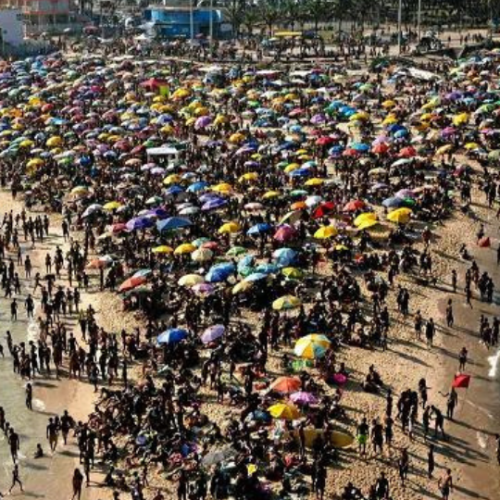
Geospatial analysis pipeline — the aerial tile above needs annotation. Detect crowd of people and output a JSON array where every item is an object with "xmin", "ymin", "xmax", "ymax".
[{"xmin": 0, "ymin": 33, "xmax": 498, "ymax": 500}]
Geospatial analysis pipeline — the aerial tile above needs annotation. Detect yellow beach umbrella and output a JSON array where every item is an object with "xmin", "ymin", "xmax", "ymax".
[
  {"xmin": 27, "ymin": 158, "xmax": 44, "ymax": 168},
  {"xmin": 174, "ymin": 243, "xmax": 197, "ymax": 254},
  {"xmin": 229, "ymin": 133, "xmax": 245, "ymax": 144},
  {"xmin": 212, "ymin": 183, "xmax": 233, "ymax": 194},
  {"xmin": 382, "ymin": 100, "xmax": 396, "ymax": 109},
  {"xmin": 284, "ymin": 163, "xmax": 300, "ymax": 173},
  {"xmin": 304, "ymin": 178, "xmax": 325, "ymax": 187},
  {"xmin": 314, "ymin": 226, "xmax": 337, "ymax": 239},
  {"xmin": 437, "ymin": 144, "xmax": 454, "ymax": 155},
  {"xmin": 152, "ymin": 245, "xmax": 174, "ymax": 254},
  {"xmin": 282, "ymin": 267, "xmax": 304, "ymax": 280},
  {"xmin": 46, "ymin": 136, "xmax": 62, "ymax": 147},
  {"xmin": 219, "ymin": 222, "xmax": 241, "ymax": 234},
  {"xmin": 272, "ymin": 295, "xmax": 301, "ymax": 311},
  {"xmin": 71, "ymin": 186, "xmax": 88, "ymax": 195},
  {"xmin": 452, "ymin": 113, "xmax": 469, "ymax": 126},
  {"xmin": 387, "ymin": 208, "xmax": 412, "ymax": 224},
  {"xmin": 239, "ymin": 172, "xmax": 258, "ymax": 183},
  {"xmin": 357, "ymin": 219, "xmax": 380, "ymax": 230},
  {"xmin": 354, "ymin": 212, "xmax": 377, "ymax": 227},
  {"xmin": 103, "ymin": 201, "xmax": 122, "ymax": 211},
  {"xmin": 178, "ymin": 274, "xmax": 204, "ymax": 286},
  {"xmin": 163, "ymin": 174, "xmax": 182, "ymax": 185},
  {"xmin": 268, "ymin": 403, "xmax": 300, "ymax": 420},
  {"xmin": 232, "ymin": 280, "xmax": 254, "ymax": 295},
  {"xmin": 263, "ymin": 190, "xmax": 280, "ymax": 199}
]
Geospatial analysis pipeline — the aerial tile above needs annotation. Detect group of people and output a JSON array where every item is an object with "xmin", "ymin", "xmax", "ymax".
[{"xmin": 0, "ymin": 29, "xmax": 498, "ymax": 500}]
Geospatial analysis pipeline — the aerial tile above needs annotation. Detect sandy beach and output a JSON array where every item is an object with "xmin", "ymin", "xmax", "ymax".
[
  {"xmin": 0, "ymin": 179, "xmax": 496, "ymax": 500},
  {"xmin": 0, "ymin": 37, "xmax": 499, "ymax": 500}
]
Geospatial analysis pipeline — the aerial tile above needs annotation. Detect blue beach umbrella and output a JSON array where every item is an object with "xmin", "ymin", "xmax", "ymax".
[{"xmin": 157, "ymin": 328, "xmax": 188, "ymax": 344}]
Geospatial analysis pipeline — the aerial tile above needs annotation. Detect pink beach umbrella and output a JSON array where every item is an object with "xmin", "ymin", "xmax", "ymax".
[{"xmin": 290, "ymin": 391, "xmax": 319, "ymax": 405}]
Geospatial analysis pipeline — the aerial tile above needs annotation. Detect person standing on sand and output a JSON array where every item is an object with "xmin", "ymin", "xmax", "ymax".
[
  {"xmin": 445, "ymin": 300, "xmax": 454, "ymax": 328},
  {"xmin": 8, "ymin": 464, "xmax": 23, "ymax": 494},
  {"xmin": 25, "ymin": 382, "xmax": 32, "ymax": 410},
  {"xmin": 438, "ymin": 469, "xmax": 453, "ymax": 500},
  {"xmin": 458, "ymin": 347, "xmax": 468, "ymax": 371},
  {"xmin": 428, "ymin": 444, "xmax": 435, "ymax": 478},
  {"xmin": 72, "ymin": 468, "xmax": 84, "ymax": 500},
  {"xmin": 356, "ymin": 417, "xmax": 369, "ymax": 456}
]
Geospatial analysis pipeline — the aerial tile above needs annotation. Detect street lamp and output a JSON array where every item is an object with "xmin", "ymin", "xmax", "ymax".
[
  {"xmin": 417, "ymin": 0, "xmax": 422, "ymax": 40},
  {"xmin": 190, "ymin": 0, "xmax": 194, "ymax": 40},
  {"xmin": 397, "ymin": 0, "xmax": 402, "ymax": 54}
]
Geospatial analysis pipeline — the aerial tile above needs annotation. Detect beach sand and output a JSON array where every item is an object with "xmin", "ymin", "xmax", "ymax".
[{"xmin": 0, "ymin": 184, "xmax": 498, "ymax": 500}]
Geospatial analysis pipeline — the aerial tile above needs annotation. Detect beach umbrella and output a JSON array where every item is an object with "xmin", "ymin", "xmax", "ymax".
[
  {"xmin": 201, "ymin": 324, "xmax": 225, "ymax": 344},
  {"xmin": 343, "ymin": 200, "xmax": 364, "ymax": 212},
  {"xmin": 174, "ymin": 243, "xmax": 196, "ymax": 254},
  {"xmin": 272, "ymin": 295, "xmax": 301, "ymax": 311},
  {"xmin": 157, "ymin": 328, "xmax": 188, "ymax": 345},
  {"xmin": 202, "ymin": 447, "xmax": 237, "ymax": 466},
  {"xmin": 82, "ymin": 203, "xmax": 103, "ymax": 218},
  {"xmin": 357, "ymin": 219, "xmax": 379, "ymax": 230},
  {"xmin": 314, "ymin": 226, "xmax": 337, "ymax": 239},
  {"xmin": 274, "ymin": 225, "xmax": 296, "ymax": 242},
  {"xmin": 290, "ymin": 391, "xmax": 319, "ymax": 405},
  {"xmin": 87, "ymin": 255, "xmax": 113, "ymax": 269},
  {"xmin": 192, "ymin": 248, "xmax": 213, "ymax": 262},
  {"xmin": 269, "ymin": 376, "xmax": 301, "ymax": 394},
  {"xmin": 126, "ymin": 217, "xmax": 153, "ymax": 231},
  {"xmin": 119, "ymin": 275, "xmax": 147, "ymax": 292},
  {"xmin": 232, "ymin": 280, "xmax": 254, "ymax": 294},
  {"xmin": 152, "ymin": 245, "xmax": 173, "ymax": 254},
  {"xmin": 244, "ymin": 272, "xmax": 269, "ymax": 282},
  {"xmin": 387, "ymin": 208, "xmax": 412, "ymax": 224},
  {"xmin": 178, "ymin": 274, "xmax": 204, "ymax": 286},
  {"xmin": 268, "ymin": 402, "xmax": 300, "ymax": 420},
  {"xmin": 294, "ymin": 334, "xmax": 331, "ymax": 359},
  {"xmin": 103, "ymin": 201, "xmax": 122, "ymax": 211},
  {"xmin": 219, "ymin": 222, "xmax": 241, "ymax": 234},
  {"xmin": 382, "ymin": 197, "xmax": 406, "ymax": 208},
  {"xmin": 202, "ymin": 198, "xmax": 227, "ymax": 211},
  {"xmin": 226, "ymin": 246, "xmax": 247, "ymax": 256},
  {"xmin": 281, "ymin": 267, "xmax": 304, "ymax": 280},
  {"xmin": 354, "ymin": 213, "xmax": 377, "ymax": 227},
  {"xmin": 157, "ymin": 217, "xmax": 191, "ymax": 232},
  {"xmin": 192, "ymin": 283, "xmax": 215, "ymax": 296},
  {"xmin": 247, "ymin": 223, "xmax": 272, "ymax": 235}
]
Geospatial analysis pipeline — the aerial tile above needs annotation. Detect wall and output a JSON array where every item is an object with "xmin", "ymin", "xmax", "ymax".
[{"xmin": 0, "ymin": 9, "xmax": 24, "ymax": 46}]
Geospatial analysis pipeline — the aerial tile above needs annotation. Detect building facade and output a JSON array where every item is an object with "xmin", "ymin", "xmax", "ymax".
[
  {"xmin": 0, "ymin": 0, "xmax": 77, "ymax": 34},
  {"xmin": 144, "ymin": 6, "xmax": 222, "ymax": 38}
]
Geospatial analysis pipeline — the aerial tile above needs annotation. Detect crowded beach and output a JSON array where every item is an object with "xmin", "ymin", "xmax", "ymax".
[{"xmin": 0, "ymin": 31, "xmax": 497, "ymax": 500}]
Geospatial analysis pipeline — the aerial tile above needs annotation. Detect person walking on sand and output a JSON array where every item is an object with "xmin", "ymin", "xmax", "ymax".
[
  {"xmin": 428, "ymin": 444, "xmax": 435, "ymax": 478},
  {"xmin": 438, "ymin": 469, "xmax": 453, "ymax": 500},
  {"xmin": 425, "ymin": 318, "xmax": 435, "ymax": 348},
  {"xmin": 46, "ymin": 417, "xmax": 59, "ymax": 452},
  {"xmin": 356, "ymin": 417, "xmax": 369, "ymax": 456},
  {"xmin": 8, "ymin": 464, "xmax": 23, "ymax": 494},
  {"xmin": 458, "ymin": 347, "xmax": 468, "ymax": 372},
  {"xmin": 25, "ymin": 383, "xmax": 32, "ymax": 411},
  {"xmin": 445, "ymin": 299, "xmax": 454, "ymax": 328},
  {"xmin": 72, "ymin": 468, "xmax": 84, "ymax": 500}
]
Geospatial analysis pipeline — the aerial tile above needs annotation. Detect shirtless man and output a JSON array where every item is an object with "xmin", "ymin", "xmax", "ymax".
[{"xmin": 438, "ymin": 469, "xmax": 453, "ymax": 500}]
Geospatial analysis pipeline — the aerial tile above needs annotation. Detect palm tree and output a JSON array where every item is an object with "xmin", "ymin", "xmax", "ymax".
[
  {"xmin": 282, "ymin": 0, "xmax": 307, "ymax": 31},
  {"xmin": 303, "ymin": 0, "xmax": 333, "ymax": 31},
  {"xmin": 221, "ymin": 0, "xmax": 247, "ymax": 38},
  {"xmin": 241, "ymin": 5, "xmax": 262, "ymax": 36},
  {"xmin": 257, "ymin": 0, "xmax": 286, "ymax": 35}
]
